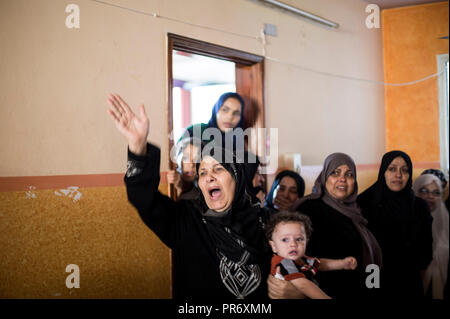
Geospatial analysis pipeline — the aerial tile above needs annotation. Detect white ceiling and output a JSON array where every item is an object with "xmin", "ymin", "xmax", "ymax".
[
  {"xmin": 172, "ymin": 50, "xmax": 235, "ymax": 86},
  {"xmin": 360, "ymin": 0, "xmax": 444, "ymax": 9}
]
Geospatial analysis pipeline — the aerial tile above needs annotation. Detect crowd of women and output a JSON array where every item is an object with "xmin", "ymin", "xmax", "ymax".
[{"xmin": 107, "ymin": 91, "xmax": 448, "ymax": 300}]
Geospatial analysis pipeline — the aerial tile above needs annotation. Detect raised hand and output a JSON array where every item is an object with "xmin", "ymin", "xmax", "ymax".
[{"xmin": 107, "ymin": 94, "xmax": 149, "ymax": 155}]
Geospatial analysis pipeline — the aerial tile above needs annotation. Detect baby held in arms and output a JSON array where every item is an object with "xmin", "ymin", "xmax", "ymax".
[{"xmin": 265, "ymin": 211, "xmax": 358, "ymax": 299}]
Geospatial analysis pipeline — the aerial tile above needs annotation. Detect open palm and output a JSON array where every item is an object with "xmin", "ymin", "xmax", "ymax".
[{"xmin": 107, "ymin": 94, "xmax": 149, "ymax": 155}]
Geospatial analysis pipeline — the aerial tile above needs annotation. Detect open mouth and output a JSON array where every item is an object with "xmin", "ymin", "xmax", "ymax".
[
  {"xmin": 288, "ymin": 250, "xmax": 297, "ymax": 256},
  {"xmin": 208, "ymin": 186, "xmax": 222, "ymax": 200}
]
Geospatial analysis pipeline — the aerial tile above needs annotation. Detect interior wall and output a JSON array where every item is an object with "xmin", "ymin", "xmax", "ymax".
[
  {"xmin": 0, "ymin": 0, "xmax": 387, "ymax": 298},
  {"xmin": 382, "ymin": 1, "xmax": 449, "ymax": 164},
  {"xmin": 0, "ymin": 0, "xmax": 385, "ymax": 177}
]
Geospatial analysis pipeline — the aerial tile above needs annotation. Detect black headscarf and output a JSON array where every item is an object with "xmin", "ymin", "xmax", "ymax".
[
  {"xmin": 265, "ymin": 170, "xmax": 305, "ymax": 210},
  {"xmin": 359, "ymin": 150, "xmax": 415, "ymax": 218},
  {"xmin": 195, "ymin": 146, "xmax": 270, "ymax": 265},
  {"xmin": 357, "ymin": 150, "xmax": 435, "ymax": 298},
  {"xmin": 291, "ymin": 153, "xmax": 383, "ymax": 268}
]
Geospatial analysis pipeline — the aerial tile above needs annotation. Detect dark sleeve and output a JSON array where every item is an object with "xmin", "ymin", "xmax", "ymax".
[
  {"xmin": 357, "ymin": 186, "xmax": 375, "ymax": 220},
  {"xmin": 413, "ymin": 197, "xmax": 433, "ymax": 270},
  {"xmin": 356, "ymin": 190, "xmax": 370, "ymax": 211},
  {"xmin": 296, "ymin": 200, "xmax": 322, "ymax": 257},
  {"xmin": 124, "ymin": 143, "xmax": 184, "ymax": 249},
  {"xmin": 260, "ymin": 206, "xmax": 275, "ymax": 224}
]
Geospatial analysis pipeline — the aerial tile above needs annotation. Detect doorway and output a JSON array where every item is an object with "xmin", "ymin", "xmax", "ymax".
[{"xmin": 167, "ymin": 33, "xmax": 265, "ymax": 168}]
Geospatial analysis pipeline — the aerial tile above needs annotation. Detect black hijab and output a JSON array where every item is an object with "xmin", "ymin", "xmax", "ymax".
[
  {"xmin": 195, "ymin": 146, "xmax": 270, "ymax": 265},
  {"xmin": 359, "ymin": 150, "xmax": 415, "ymax": 218},
  {"xmin": 265, "ymin": 170, "xmax": 305, "ymax": 210}
]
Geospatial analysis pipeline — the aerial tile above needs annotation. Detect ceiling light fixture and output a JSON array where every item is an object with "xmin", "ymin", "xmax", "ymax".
[{"xmin": 259, "ymin": 0, "xmax": 339, "ymax": 29}]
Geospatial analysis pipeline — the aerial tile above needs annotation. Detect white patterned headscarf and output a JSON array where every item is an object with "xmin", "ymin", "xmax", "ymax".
[{"xmin": 413, "ymin": 174, "xmax": 449, "ymax": 299}]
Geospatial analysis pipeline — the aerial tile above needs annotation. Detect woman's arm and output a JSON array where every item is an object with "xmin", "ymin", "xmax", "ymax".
[
  {"xmin": 267, "ymin": 274, "xmax": 305, "ymax": 299},
  {"xmin": 268, "ymin": 266, "xmax": 331, "ymax": 299},
  {"xmin": 107, "ymin": 94, "xmax": 181, "ymax": 248},
  {"xmin": 290, "ymin": 277, "xmax": 331, "ymax": 299},
  {"xmin": 125, "ymin": 144, "xmax": 184, "ymax": 247}
]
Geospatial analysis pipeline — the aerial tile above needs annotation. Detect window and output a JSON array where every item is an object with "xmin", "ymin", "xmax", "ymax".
[{"xmin": 437, "ymin": 54, "xmax": 449, "ymax": 175}]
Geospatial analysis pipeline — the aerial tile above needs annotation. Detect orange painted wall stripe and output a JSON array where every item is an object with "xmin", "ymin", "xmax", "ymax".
[
  {"xmin": 0, "ymin": 172, "xmax": 170, "ymax": 192},
  {"xmin": 0, "ymin": 174, "xmax": 125, "ymax": 192},
  {"xmin": 0, "ymin": 163, "xmax": 439, "ymax": 193}
]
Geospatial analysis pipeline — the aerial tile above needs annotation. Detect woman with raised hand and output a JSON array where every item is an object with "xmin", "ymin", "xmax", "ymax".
[
  {"xmin": 357, "ymin": 150, "xmax": 433, "ymax": 299},
  {"xmin": 107, "ymin": 94, "xmax": 272, "ymax": 299}
]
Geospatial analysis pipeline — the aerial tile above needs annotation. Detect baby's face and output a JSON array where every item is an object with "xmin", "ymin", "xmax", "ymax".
[{"xmin": 269, "ymin": 222, "xmax": 307, "ymax": 261}]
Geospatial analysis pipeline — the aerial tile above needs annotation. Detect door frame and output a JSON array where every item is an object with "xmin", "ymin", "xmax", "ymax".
[{"xmin": 167, "ymin": 33, "xmax": 266, "ymax": 167}]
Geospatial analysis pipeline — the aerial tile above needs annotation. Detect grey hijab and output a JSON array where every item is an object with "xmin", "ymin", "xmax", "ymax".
[{"xmin": 291, "ymin": 153, "xmax": 383, "ymax": 268}]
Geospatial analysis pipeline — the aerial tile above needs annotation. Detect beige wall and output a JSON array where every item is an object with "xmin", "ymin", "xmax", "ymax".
[{"xmin": 0, "ymin": 0, "xmax": 385, "ymax": 177}]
